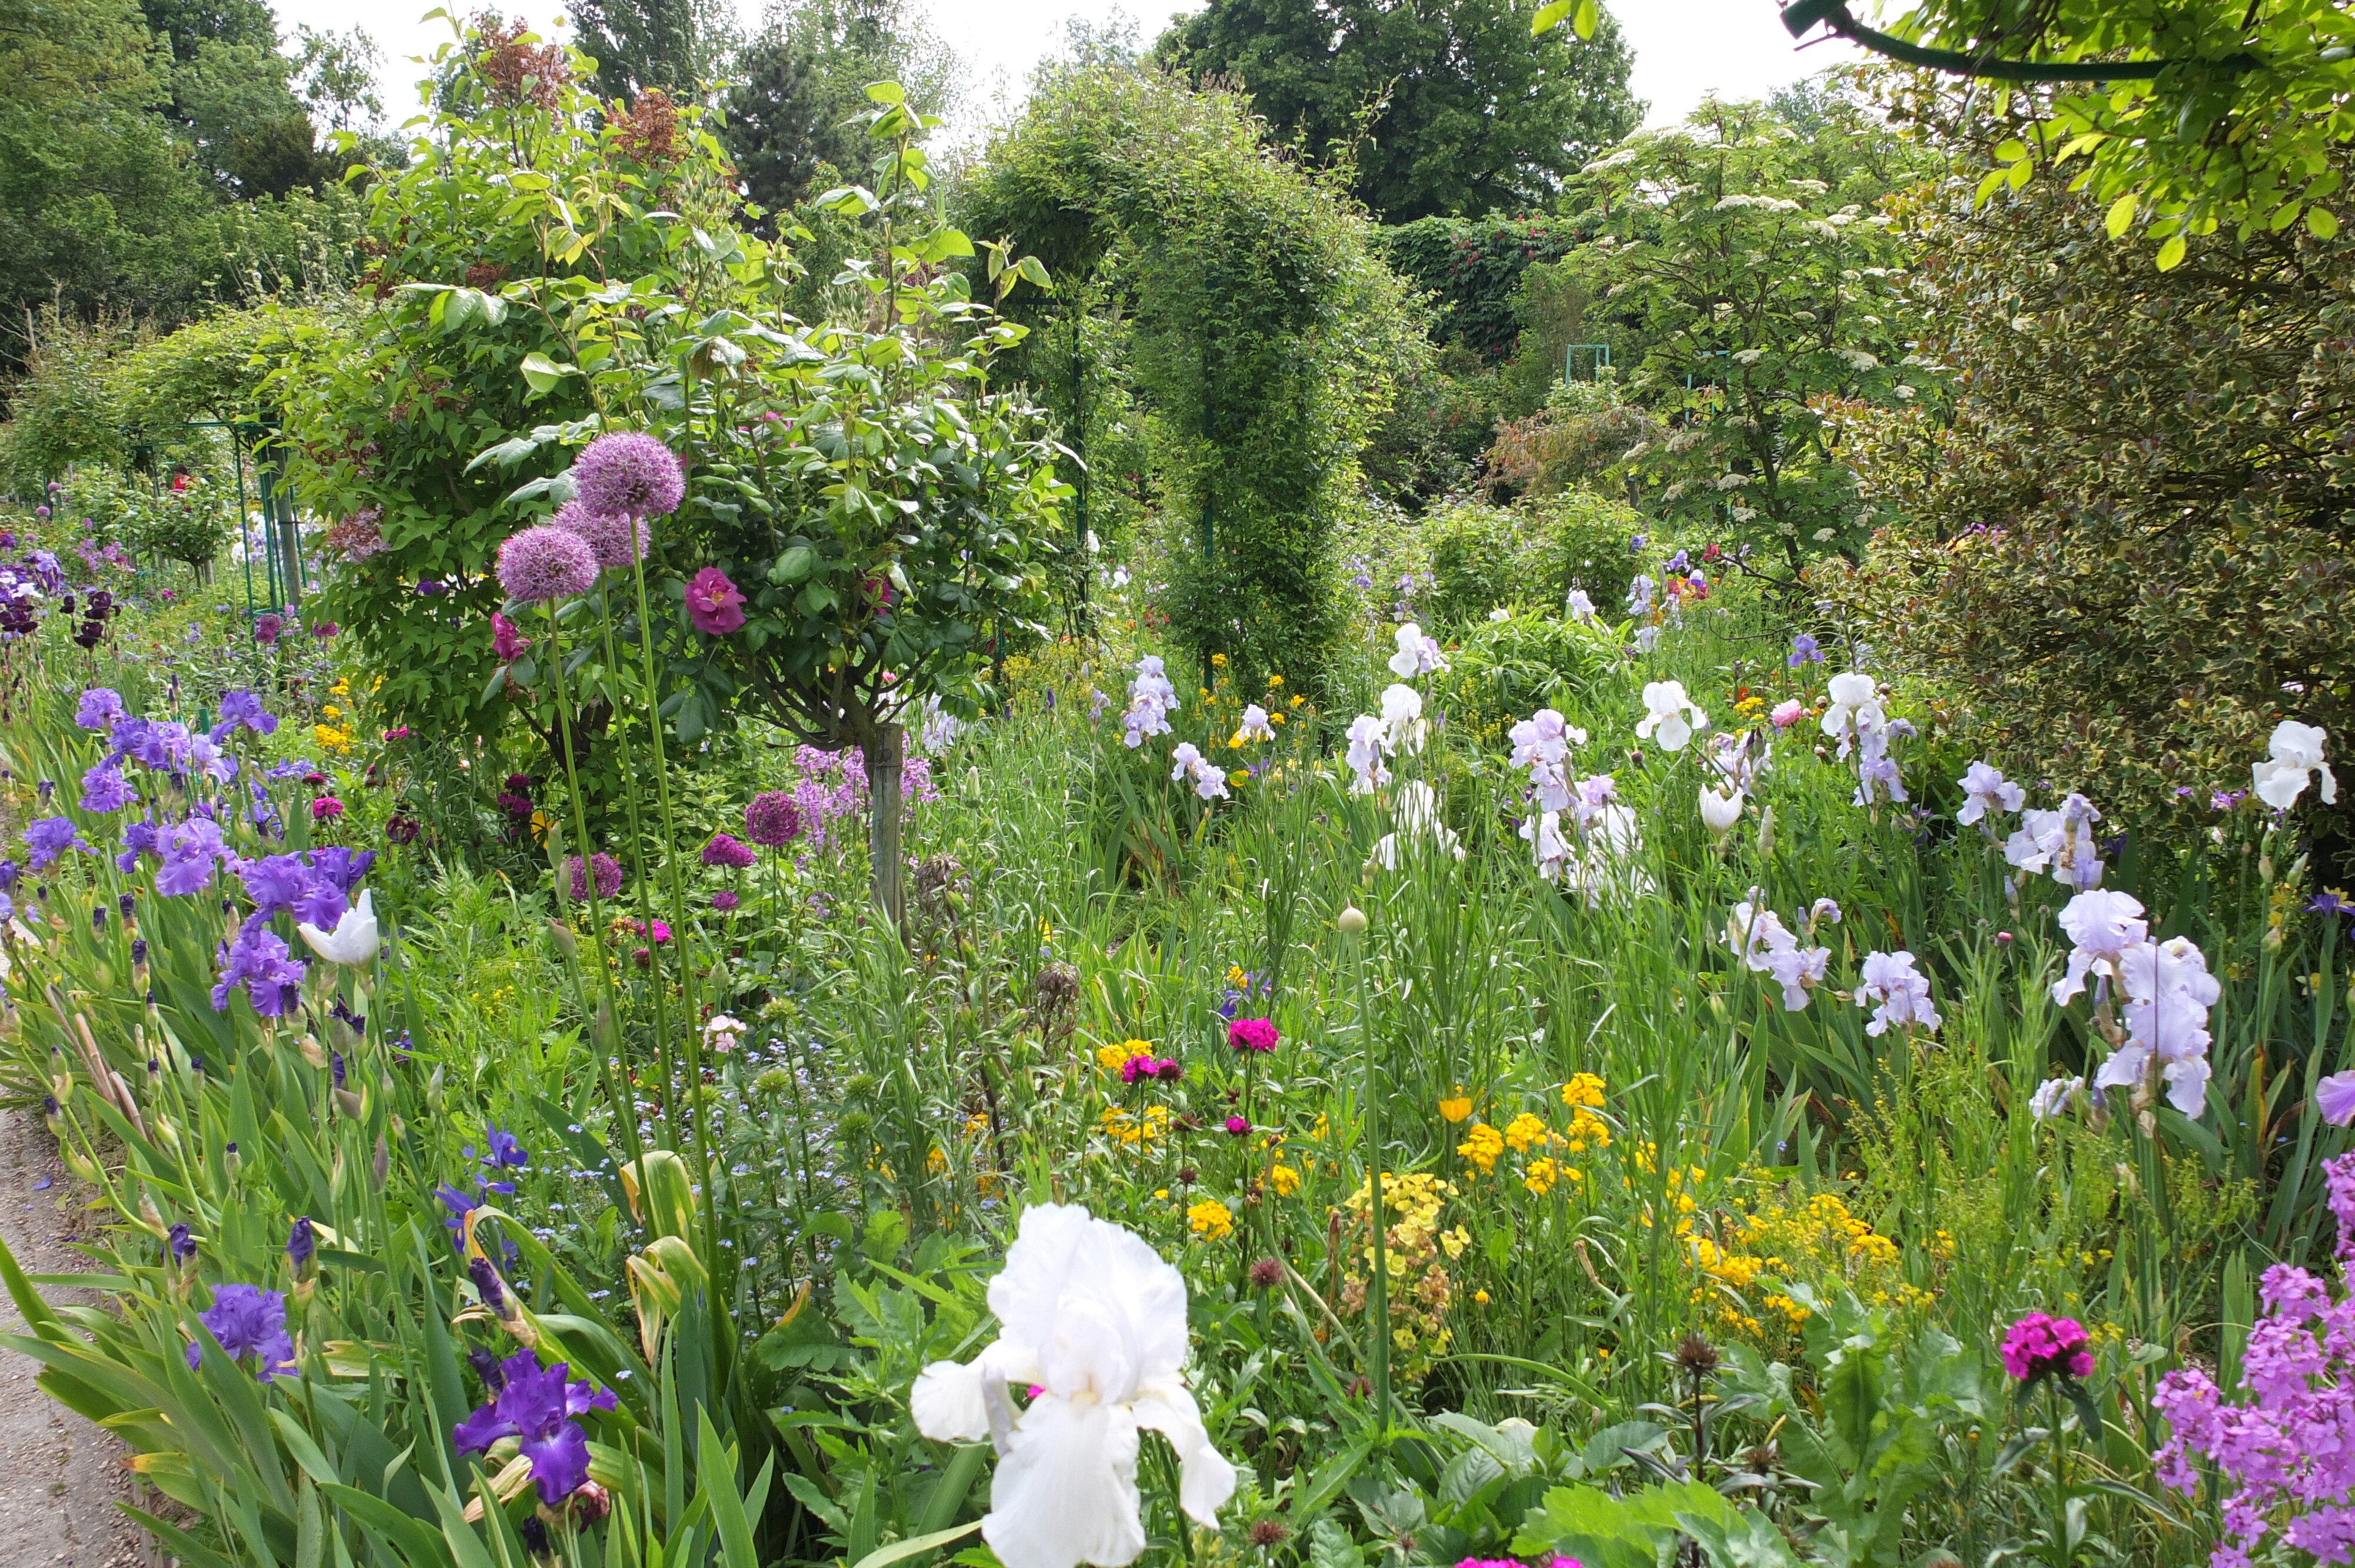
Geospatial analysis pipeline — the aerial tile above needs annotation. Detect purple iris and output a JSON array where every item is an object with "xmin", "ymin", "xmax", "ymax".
[
  {"xmin": 168, "ymin": 1224, "xmax": 196, "ymax": 1267},
  {"xmin": 453, "ymin": 1352, "xmax": 615, "ymax": 1504},
  {"xmin": 75, "ymin": 689, "xmax": 127, "ymax": 731},
  {"xmin": 185, "ymin": 1283, "xmax": 296, "ymax": 1381},
  {"xmin": 23, "ymin": 816, "xmax": 92, "ymax": 871},
  {"xmin": 79, "ymin": 763, "xmax": 135, "ymax": 815},
  {"xmin": 2311, "ymin": 891, "xmax": 2353, "ymax": 919},
  {"xmin": 127, "ymin": 721, "xmax": 192, "ymax": 772},
  {"xmin": 235, "ymin": 854, "xmax": 346, "ymax": 929},
  {"xmin": 156, "ymin": 818, "xmax": 228, "ymax": 895},
  {"xmin": 211, "ymin": 923, "xmax": 307, "ymax": 1016},
  {"xmin": 215, "ymin": 690, "xmax": 278, "ymax": 737},
  {"xmin": 465, "ymin": 1125, "xmax": 529, "ymax": 1196},
  {"xmin": 306, "ymin": 846, "xmax": 376, "ymax": 895},
  {"xmin": 1789, "ymin": 633, "xmax": 1823, "ymax": 667}
]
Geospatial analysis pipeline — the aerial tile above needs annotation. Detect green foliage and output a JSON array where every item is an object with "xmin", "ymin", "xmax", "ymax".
[
  {"xmin": 1421, "ymin": 490, "xmax": 1644, "ymax": 630},
  {"xmin": 1829, "ymin": 114, "xmax": 2355, "ymax": 827},
  {"xmin": 1484, "ymin": 370, "xmax": 1656, "ymax": 499},
  {"xmin": 569, "ymin": 0, "xmax": 735, "ymax": 100},
  {"xmin": 1797, "ymin": 0, "xmax": 2355, "ymax": 266},
  {"xmin": 962, "ymin": 66, "xmax": 1425, "ymax": 691},
  {"xmin": 129, "ymin": 468, "xmax": 236, "ymax": 566},
  {"xmin": 1564, "ymin": 90, "xmax": 1939, "ymax": 578},
  {"xmin": 1156, "ymin": 0, "xmax": 1640, "ymax": 222},
  {"xmin": 1433, "ymin": 606, "xmax": 1618, "ymax": 747},
  {"xmin": 1374, "ymin": 216, "xmax": 1594, "ymax": 363}
]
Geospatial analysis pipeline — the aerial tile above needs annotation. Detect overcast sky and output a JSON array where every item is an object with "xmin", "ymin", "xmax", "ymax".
[{"xmin": 273, "ymin": 0, "xmax": 1864, "ymax": 137}]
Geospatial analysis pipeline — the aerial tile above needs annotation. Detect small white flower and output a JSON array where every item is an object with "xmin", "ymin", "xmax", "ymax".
[
  {"xmin": 1634, "ymin": 680, "xmax": 1707, "ymax": 752},
  {"xmin": 1956, "ymin": 760, "xmax": 2025, "ymax": 828},
  {"xmin": 1369, "ymin": 780, "xmax": 1464, "ymax": 869},
  {"xmin": 2253, "ymin": 720, "xmax": 2336, "ymax": 810},
  {"xmin": 1856, "ymin": 949, "xmax": 1939, "ymax": 1037},
  {"xmin": 1233, "ymin": 705, "xmax": 1274, "ymax": 743},
  {"xmin": 1819, "ymin": 671, "xmax": 1884, "ymax": 746},
  {"xmin": 1487, "ymin": 606, "xmax": 1511, "ymax": 623},
  {"xmin": 297, "ymin": 889, "xmax": 380, "ymax": 966},
  {"xmin": 1565, "ymin": 589, "xmax": 1598, "ymax": 622},
  {"xmin": 912, "ymin": 1205, "xmax": 1237, "ymax": 1568},
  {"xmin": 1343, "ymin": 716, "xmax": 1389, "ymax": 796}
]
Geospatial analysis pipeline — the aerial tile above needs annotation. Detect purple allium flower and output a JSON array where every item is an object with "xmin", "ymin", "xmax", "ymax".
[
  {"xmin": 2000, "ymin": 1311, "xmax": 2093, "ymax": 1382},
  {"xmin": 490, "ymin": 611, "xmax": 530, "ymax": 663},
  {"xmin": 311, "ymin": 621, "xmax": 338, "ymax": 639},
  {"xmin": 186, "ymin": 1283, "xmax": 296, "ymax": 1380},
  {"xmin": 684, "ymin": 566, "xmax": 745, "ymax": 635},
  {"xmin": 700, "ymin": 832, "xmax": 757, "ymax": 869},
  {"xmin": 743, "ymin": 791, "xmax": 804, "ymax": 848},
  {"xmin": 23, "ymin": 816, "xmax": 92, "ymax": 871},
  {"xmin": 572, "ymin": 431, "xmax": 685, "ymax": 520},
  {"xmin": 565, "ymin": 853, "xmax": 622, "ymax": 902},
  {"xmin": 254, "ymin": 612, "xmax": 284, "ymax": 645},
  {"xmin": 75, "ymin": 688, "xmax": 126, "ymax": 731},
  {"xmin": 80, "ymin": 763, "xmax": 135, "ymax": 815},
  {"xmin": 1228, "ymin": 1018, "xmax": 1279, "ymax": 1054},
  {"xmin": 453, "ymin": 1351, "xmax": 617, "ymax": 1504},
  {"xmin": 712, "ymin": 889, "xmax": 739, "ymax": 912},
  {"xmin": 550, "ymin": 499, "xmax": 648, "ymax": 571},
  {"xmin": 497, "ymin": 525, "xmax": 598, "ymax": 603}
]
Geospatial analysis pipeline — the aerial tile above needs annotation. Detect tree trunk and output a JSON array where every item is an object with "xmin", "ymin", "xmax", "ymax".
[{"xmin": 867, "ymin": 722, "xmax": 905, "ymax": 933}]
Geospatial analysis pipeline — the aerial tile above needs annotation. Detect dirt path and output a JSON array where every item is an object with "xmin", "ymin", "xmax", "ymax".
[{"xmin": 0, "ymin": 1104, "xmax": 152, "ymax": 1568}]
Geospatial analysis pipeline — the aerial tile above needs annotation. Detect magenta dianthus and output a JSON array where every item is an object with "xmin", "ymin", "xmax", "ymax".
[
  {"xmin": 572, "ymin": 432, "xmax": 685, "ymax": 520},
  {"xmin": 1228, "ymin": 1017, "xmax": 1279, "ymax": 1054},
  {"xmin": 497, "ymin": 524, "xmax": 598, "ymax": 603},
  {"xmin": 2000, "ymin": 1311, "xmax": 2093, "ymax": 1383}
]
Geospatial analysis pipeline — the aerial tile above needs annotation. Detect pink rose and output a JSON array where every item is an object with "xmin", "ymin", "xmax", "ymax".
[
  {"xmin": 685, "ymin": 567, "xmax": 746, "ymax": 635},
  {"xmin": 1770, "ymin": 699, "xmax": 1805, "ymax": 729}
]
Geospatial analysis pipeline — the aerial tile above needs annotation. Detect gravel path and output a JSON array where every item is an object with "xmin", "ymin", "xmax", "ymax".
[{"xmin": 0, "ymin": 1104, "xmax": 153, "ymax": 1568}]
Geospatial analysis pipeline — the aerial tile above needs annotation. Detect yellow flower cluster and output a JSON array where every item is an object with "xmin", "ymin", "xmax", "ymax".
[
  {"xmin": 1096, "ymin": 1039, "xmax": 1154, "ymax": 1075},
  {"xmin": 1188, "ymin": 1198, "xmax": 1233, "ymax": 1240},
  {"xmin": 1099, "ymin": 1105, "xmax": 1170, "ymax": 1145},
  {"xmin": 1268, "ymin": 1161, "xmax": 1302, "ymax": 1195},
  {"xmin": 1456, "ymin": 1122, "xmax": 1504, "ymax": 1173},
  {"xmin": 1561, "ymin": 1073, "xmax": 1607, "ymax": 1109},
  {"xmin": 1338, "ymin": 1171, "xmax": 1468, "ymax": 1376},
  {"xmin": 314, "ymin": 724, "xmax": 351, "ymax": 753},
  {"xmin": 1502, "ymin": 1112, "xmax": 1550, "ymax": 1152}
]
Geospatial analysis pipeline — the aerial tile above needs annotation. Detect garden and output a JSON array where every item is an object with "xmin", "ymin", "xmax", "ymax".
[{"xmin": 2, "ymin": 4, "xmax": 2354, "ymax": 1567}]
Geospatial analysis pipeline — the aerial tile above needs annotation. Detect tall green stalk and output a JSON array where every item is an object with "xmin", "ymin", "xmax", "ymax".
[{"xmin": 540, "ymin": 598, "xmax": 652, "ymax": 1181}]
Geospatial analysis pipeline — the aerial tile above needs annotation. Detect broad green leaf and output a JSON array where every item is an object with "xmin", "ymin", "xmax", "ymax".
[
  {"xmin": 518, "ymin": 353, "xmax": 580, "ymax": 394},
  {"xmin": 2308, "ymin": 204, "xmax": 2340, "ymax": 237},
  {"xmin": 849, "ymin": 1520, "xmax": 983, "ymax": 1568},
  {"xmin": 2104, "ymin": 192, "xmax": 2138, "ymax": 238},
  {"xmin": 2155, "ymin": 232, "xmax": 2188, "ymax": 270}
]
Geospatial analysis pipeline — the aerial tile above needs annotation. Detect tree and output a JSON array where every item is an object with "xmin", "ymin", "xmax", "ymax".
[
  {"xmin": 719, "ymin": 0, "xmax": 957, "ymax": 218},
  {"xmin": 1560, "ymin": 89, "xmax": 1938, "ymax": 577},
  {"xmin": 1771, "ymin": 0, "xmax": 2355, "ymax": 271},
  {"xmin": 1829, "ymin": 99, "xmax": 2355, "ymax": 830},
  {"xmin": 963, "ymin": 66, "xmax": 1425, "ymax": 690},
  {"xmin": 1157, "ymin": 0, "xmax": 1640, "ymax": 222},
  {"xmin": 569, "ymin": 0, "xmax": 738, "ymax": 101},
  {"xmin": 141, "ymin": 0, "xmax": 336, "ymax": 197}
]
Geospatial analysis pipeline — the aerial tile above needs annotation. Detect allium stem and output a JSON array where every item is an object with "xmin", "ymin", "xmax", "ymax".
[{"xmin": 541, "ymin": 600, "xmax": 650, "ymax": 1187}]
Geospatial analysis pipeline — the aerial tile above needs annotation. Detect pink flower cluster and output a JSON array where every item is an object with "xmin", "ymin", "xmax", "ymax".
[
  {"xmin": 2153, "ymin": 1152, "xmax": 2355, "ymax": 1566},
  {"xmin": 1999, "ymin": 1312, "xmax": 2093, "ymax": 1383},
  {"xmin": 1119, "ymin": 1052, "xmax": 1182, "ymax": 1085},
  {"xmin": 1228, "ymin": 1017, "xmax": 1279, "ymax": 1054}
]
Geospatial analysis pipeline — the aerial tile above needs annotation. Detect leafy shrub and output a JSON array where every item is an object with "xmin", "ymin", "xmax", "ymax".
[
  {"xmin": 1374, "ymin": 214, "xmax": 1593, "ymax": 362},
  {"xmin": 1421, "ymin": 490, "xmax": 1646, "ymax": 630},
  {"xmin": 1485, "ymin": 371, "xmax": 1655, "ymax": 499},
  {"xmin": 1435, "ymin": 607, "xmax": 1618, "ymax": 749},
  {"xmin": 1827, "ymin": 125, "xmax": 2355, "ymax": 829},
  {"xmin": 130, "ymin": 471, "xmax": 234, "ymax": 568}
]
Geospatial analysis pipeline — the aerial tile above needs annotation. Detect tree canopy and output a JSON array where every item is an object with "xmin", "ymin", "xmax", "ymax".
[{"xmin": 1158, "ymin": 0, "xmax": 1641, "ymax": 222}]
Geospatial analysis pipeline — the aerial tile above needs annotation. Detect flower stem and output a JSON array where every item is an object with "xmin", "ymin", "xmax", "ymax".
[{"xmin": 1354, "ymin": 925, "xmax": 1392, "ymax": 1454}]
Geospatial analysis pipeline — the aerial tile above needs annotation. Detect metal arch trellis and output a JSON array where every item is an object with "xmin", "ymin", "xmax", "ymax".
[{"xmin": 120, "ymin": 415, "xmax": 306, "ymax": 642}]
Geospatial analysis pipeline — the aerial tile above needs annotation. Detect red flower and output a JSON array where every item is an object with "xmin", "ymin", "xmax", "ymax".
[
  {"xmin": 685, "ymin": 567, "xmax": 745, "ymax": 635},
  {"xmin": 311, "ymin": 797, "xmax": 345, "ymax": 822}
]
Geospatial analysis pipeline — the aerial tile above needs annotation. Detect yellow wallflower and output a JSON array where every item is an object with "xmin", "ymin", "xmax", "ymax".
[
  {"xmin": 1210, "ymin": 653, "xmax": 1228, "ymax": 666},
  {"xmin": 1564, "ymin": 1108, "xmax": 1611, "ymax": 1152},
  {"xmin": 1188, "ymin": 1198, "xmax": 1233, "ymax": 1240},
  {"xmin": 1472, "ymin": 1289, "xmax": 1490, "ymax": 1304},
  {"xmin": 1269, "ymin": 710, "xmax": 1286, "ymax": 725},
  {"xmin": 926, "ymin": 1146, "xmax": 948, "ymax": 1174},
  {"xmin": 1097, "ymin": 1039, "xmax": 1153, "ymax": 1074},
  {"xmin": 1523, "ymin": 1157, "xmax": 1561, "ymax": 1196},
  {"xmin": 1456, "ymin": 1122, "xmax": 1503, "ymax": 1174},
  {"xmin": 1503, "ymin": 1112, "xmax": 1551, "ymax": 1153},
  {"xmin": 313, "ymin": 724, "xmax": 350, "ymax": 752},
  {"xmin": 1561, "ymin": 1073, "xmax": 1607, "ymax": 1109},
  {"xmin": 1438, "ymin": 1089, "xmax": 1472, "ymax": 1123},
  {"xmin": 1269, "ymin": 1162, "xmax": 1302, "ymax": 1195},
  {"xmin": 1267, "ymin": 674, "xmax": 1283, "ymax": 687}
]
